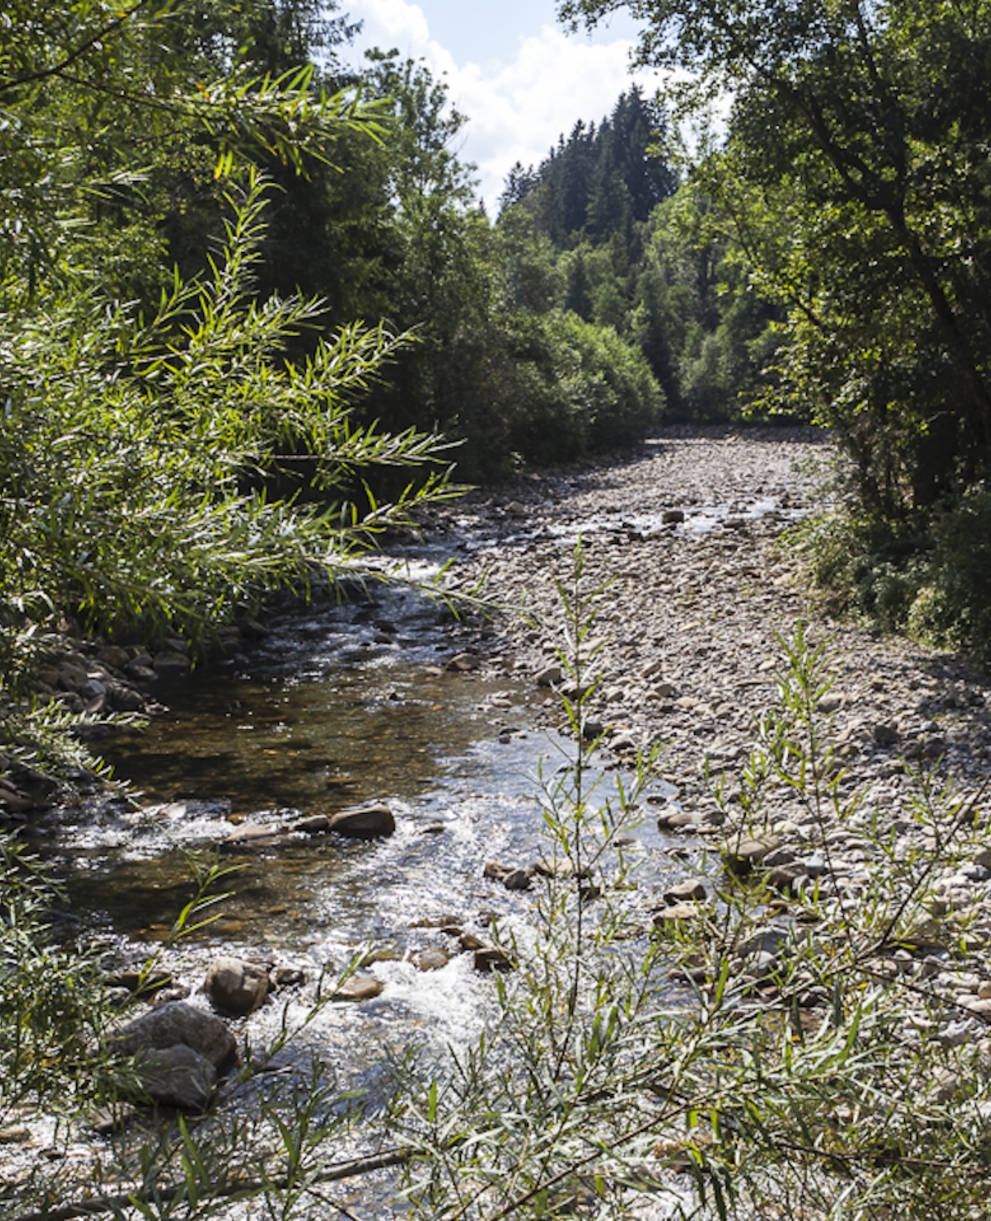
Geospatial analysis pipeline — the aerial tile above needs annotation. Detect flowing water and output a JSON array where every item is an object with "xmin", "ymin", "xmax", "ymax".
[{"xmin": 25, "ymin": 558, "xmax": 692, "ymax": 1215}]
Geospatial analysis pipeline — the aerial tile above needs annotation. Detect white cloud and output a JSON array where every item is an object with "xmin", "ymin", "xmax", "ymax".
[{"xmin": 349, "ymin": 2, "xmax": 662, "ymax": 212}]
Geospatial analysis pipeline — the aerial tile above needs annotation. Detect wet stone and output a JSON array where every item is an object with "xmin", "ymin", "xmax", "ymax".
[
  {"xmin": 415, "ymin": 948, "xmax": 450, "ymax": 971},
  {"xmin": 204, "ymin": 957, "xmax": 270, "ymax": 1016},
  {"xmin": 446, "ymin": 652, "xmax": 480, "ymax": 672},
  {"xmin": 873, "ymin": 723, "xmax": 900, "ymax": 747},
  {"xmin": 331, "ymin": 975, "xmax": 384, "ymax": 1001},
  {"xmin": 273, "ymin": 967, "xmax": 306, "ymax": 988},
  {"xmin": 533, "ymin": 856, "xmax": 580, "ymax": 880},
  {"xmin": 473, "ymin": 946, "xmax": 515, "ymax": 973},
  {"xmin": 134, "ymin": 1044, "xmax": 217, "ymax": 1111},
  {"xmin": 109, "ymin": 1001, "xmax": 236, "ymax": 1069},
  {"xmin": 657, "ymin": 808, "xmax": 701, "ymax": 831},
  {"xmin": 221, "ymin": 822, "xmax": 291, "ymax": 850},
  {"xmin": 294, "ymin": 814, "xmax": 331, "ymax": 834},
  {"xmin": 535, "ymin": 664, "xmax": 563, "ymax": 687},
  {"xmin": 104, "ymin": 968, "xmax": 173, "ymax": 996},
  {"xmin": 327, "ymin": 803, "xmax": 395, "ymax": 839}
]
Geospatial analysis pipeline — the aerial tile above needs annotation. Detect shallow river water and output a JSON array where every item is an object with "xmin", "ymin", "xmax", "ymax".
[{"xmin": 26, "ymin": 561, "xmax": 692, "ymax": 1217}]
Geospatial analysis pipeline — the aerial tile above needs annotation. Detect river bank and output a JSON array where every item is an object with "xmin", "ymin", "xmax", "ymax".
[{"xmin": 442, "ymin": 423, "xmax": 990, "ymax": 820}]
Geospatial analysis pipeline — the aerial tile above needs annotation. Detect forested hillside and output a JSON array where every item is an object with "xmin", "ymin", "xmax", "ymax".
[{"xmin": 498, "ymin": 87, "xmax": 783, "ymax": 421}]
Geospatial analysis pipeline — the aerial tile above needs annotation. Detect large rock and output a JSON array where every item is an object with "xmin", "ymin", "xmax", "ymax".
[
  {"xmin": 110, "ymin": 1001, "xmax": 236, "ymax": 1068},
  {"xmin": 204, "ymin": 957, "xmax": 270, "ymax": 1016},
  {"xmin": 720, "ymin": 833, "xmax": 782, "ymax": 876},
  {"xmin": 328, "ymin": 803, "xmax": 395, "ymax": 839},
  {"xmin": 135, "ymin": 1044, "xmax": 217, "ymax": 1110}
]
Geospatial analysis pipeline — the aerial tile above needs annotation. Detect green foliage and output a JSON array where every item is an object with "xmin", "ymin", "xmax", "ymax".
[
  {"xmin": 0, "ymin": 2, "xmax": 463, "ymax": 792},
  {"xmin": 804, "ymin": 482, "xmax": 991, "ymax": 665},
  {"xmin": 494, "ymin": 310, "xmax": 664, "ymax": 469},
  {"xmin": 0, "ymin": 173, "xmax": 450, "ymax": 646},
  {"xmin": 0, "ymin": 837, "xmax": 126, "ymax": 1124},
  {"xmin": 562, "ymin": 0, "xmax": 991, "ymax": 650},
  {"xmin": 505, "ymin": 88, "xmax": 677, "ymax": 245},
  {"xmin": 497, "ymin": 93, "xmax": 782, "ymax": 425},
  {"xmin": 5, "ymin": 557, "xmax": 991, "ymax": 1219}
]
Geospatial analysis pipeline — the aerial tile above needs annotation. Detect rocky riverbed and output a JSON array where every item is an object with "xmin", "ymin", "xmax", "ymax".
[
  {"xmin": 437, "ymin": 423, "xmax": 991, "ymax": 1030},
  {"xmin": 6, "ymin": 424, "xmax": 991, "ymax": 1219}
]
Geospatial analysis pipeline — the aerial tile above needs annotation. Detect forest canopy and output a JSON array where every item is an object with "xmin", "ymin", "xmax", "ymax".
[{"xmin": 559, "ymin": 0, "xmax": 991, "ymax": 661}]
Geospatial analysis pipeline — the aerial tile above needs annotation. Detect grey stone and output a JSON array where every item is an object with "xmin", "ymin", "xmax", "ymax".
[
  {"xmin": 135, "ymin": 1044, "xmax": 216, "ymax": 1110},
  {"xmin": 663, "ymin": 879, "xmax": 707, "ymax": 904},
  {"xmin": 331, "ymin": 975, "xmax": 383, "ymax": 1001},
  {"xmin": 536, "ymin": 664, "xmax": 564, "ymax": 687},
  {"xmin": 110, "ymin": 1001, "xmax": 236, "ymax": 1068},
  {"xmin": 221, "ymin": 821, "xmax": 290, "ymax": 850},
  {"xmin": 328, "ymin": 803, "xmax": 395, "ymax": 839},
  {"xmin": 872, "ymin": 723, "xmax": 900, "ymax": 748},
  {"xmin": 721, "ymin": 834, "xmax": 782, "ymax": 875},
  {"xmin": 415, "ymin": 948, "xmax": 450, "ymax": 971}
]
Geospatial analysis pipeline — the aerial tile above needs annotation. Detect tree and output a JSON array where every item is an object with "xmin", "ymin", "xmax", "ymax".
[
  {"xmin": 0, "ymin": 3, "xmax": 453, "ymax": 791},
  {"xmin": 562, "ymin": 0, "xmax": 991, "ymax": 655}
]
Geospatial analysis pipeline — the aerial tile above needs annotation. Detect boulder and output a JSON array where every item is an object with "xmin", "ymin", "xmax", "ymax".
[
  {"xmin": 328, "ymin": 804, "xmax": 395, "ymax": 839},
  {"xmin": 110, "ymin": 1001, "xmax": 235, "ymax": 1068},
  {"xmin": 204, "ymin": 957, "xmax": 270, "ymax": 1016},
  {"xmin": 135, "ymin": 1044, "xmax": 217, "ymax": 1110}
]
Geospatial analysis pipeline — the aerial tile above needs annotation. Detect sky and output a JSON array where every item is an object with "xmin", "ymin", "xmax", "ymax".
[{"xmin": 343, "ymin": 0, "xmax": 664, "ymax": 212}]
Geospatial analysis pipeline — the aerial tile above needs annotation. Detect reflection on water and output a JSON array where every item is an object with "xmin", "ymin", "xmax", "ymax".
[
  {"xmin": 46, "ymin": 578, "xmax": 681, "ymax": 983},
  {"xmin": 30, "ymin": 578, "xmax": 692, "ymax": 1218}
]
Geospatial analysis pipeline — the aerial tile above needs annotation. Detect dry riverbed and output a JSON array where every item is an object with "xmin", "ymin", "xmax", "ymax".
[{"xmin": 439, "ymin": 423, "xmax": 991, "ymax": 1033}]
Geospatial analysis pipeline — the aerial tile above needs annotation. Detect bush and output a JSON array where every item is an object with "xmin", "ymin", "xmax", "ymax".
[
  {"xmin": 800, "ymin": 481, "xmax": 991, "ymax": 665},
  {"xmin": 501, "ymin": 310, "xmax": 665, "ymax": 466}
]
